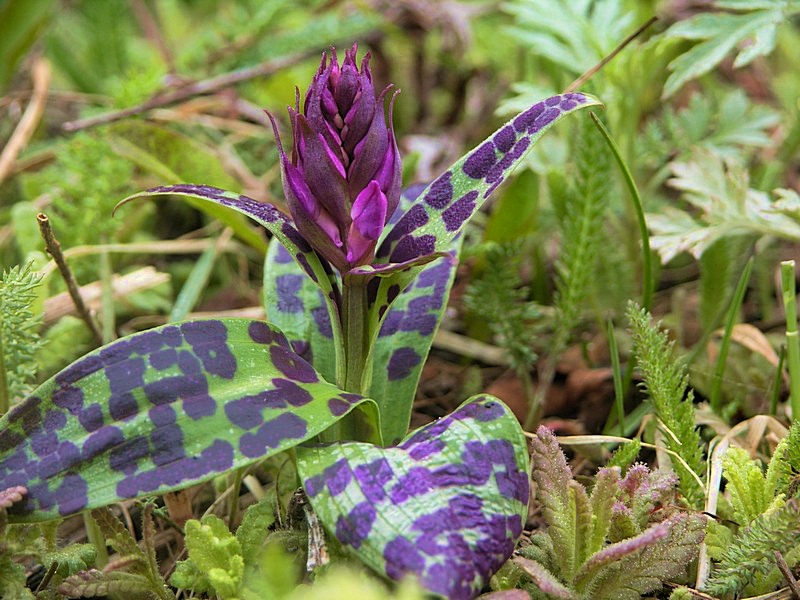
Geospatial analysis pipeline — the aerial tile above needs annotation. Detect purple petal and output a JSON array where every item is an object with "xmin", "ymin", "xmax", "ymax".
[
  {"xmin": 347, "ymin": 181, "xmax": 387, "ymax": 265},
  {"xmin": 347, "ymin": 87, "xmax": 392, "ymax": 201}
]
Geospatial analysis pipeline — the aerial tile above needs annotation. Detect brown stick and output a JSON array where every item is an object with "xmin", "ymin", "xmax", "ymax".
[
  {"xmin": 62, "ymin": 51, "xmax": 314, "ymax": 132},
  {"xmin": 0, "ymin": 57, "xmax": 51, "ymax": 184},
  {"xmin": 37, "ymin": 213, "xmax": 103, "ymax": 345},
  {"xmin": 775, "ymin": 550, "xmax": 800, "ymax": 599},
  {"xmin": 565, "ymin": 16, "xmax": 659, "ymax": 93}
]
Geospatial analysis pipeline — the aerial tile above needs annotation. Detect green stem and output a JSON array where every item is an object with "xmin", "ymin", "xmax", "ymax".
[
  {"xmin": 589, "ymin": 112, "xmax": 653, "ymax": 311},
  {"xmin": 607, "ymin": 319, "xmax": 626, "ymax": 437},
  {"xmin": 341, "ymin": 279, "xmax": 370, "ymax": 395},
  {"xmin": 709, "ymin": 257, "xmax": 753, "ymax": 414},
  {"xmin": 781, "ymin": 261, "xmax": 800, "ymax": 421}
]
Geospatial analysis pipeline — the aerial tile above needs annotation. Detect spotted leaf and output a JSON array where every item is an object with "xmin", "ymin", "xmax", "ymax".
[
  {"xmin": 118, "ymin": 185, "xmax": 339, "ymax": 300},
  {"xmin": 367, "ymin": 94, "xmax": 601, "ymax": 350},
  {"xmin": 296, "ymin": 396, "xmax": 529, "ymax": 600},
  {"xmin": 377, "ymin": 93, "xmax": 600, "ymax": 264},
  {"xmin": 263, "ymin": 240, "xmax": 342, "ymax": 386},
  {"xmin": 0, "ymin": 318, "xmax": 378, "ymax": 522},
  {"xmin": 366, "ymin": 240, "xmax": 461, "ymax": 444}
]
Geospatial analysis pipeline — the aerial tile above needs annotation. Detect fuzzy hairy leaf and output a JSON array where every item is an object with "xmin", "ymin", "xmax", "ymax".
[
  {"xmin": 514, "ymin": 556, "xmax": 577, "ymax": 600},
  {"xmin": 580, "ymin": 512, "xmax": 705, "ymax": 599},
  {"xmin": 587, "ymin": 468, "xmax": 620, "ymax": 557},
  {"xmin": 530, "ymin": 426, "xmax": 591, "ymax": 583},
  {"xmin": 297, "ymin": 396, "xmax": 529, "ymax": 600},
  {"xmin": 58, "ymin": 569, "xmax": 163, "ymax": 598},
  {"xmin": 0, "ymin": 318, "xmax": 378, "ymax": 521}
]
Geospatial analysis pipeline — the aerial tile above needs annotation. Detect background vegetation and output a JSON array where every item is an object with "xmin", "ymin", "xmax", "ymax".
[{"xmin": 2, "ymin": 0, "xmax": 800, "ymax": 598}]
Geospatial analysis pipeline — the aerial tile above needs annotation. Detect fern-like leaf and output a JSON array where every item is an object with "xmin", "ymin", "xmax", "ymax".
[
  {"xmin": 0, "ymin": 263, "xmax": 44, "ymax": 408},
  {"xmin": 705, "ymin": 498, "xmax": 800, "ymax": 597},
  {"xmin": 626, "ymin": 303, "xmax": 705, "ymax": 507}
]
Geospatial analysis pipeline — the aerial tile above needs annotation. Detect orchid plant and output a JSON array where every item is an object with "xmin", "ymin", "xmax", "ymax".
[{"xmin": 0, "ymin": 44, "xmax": 598, "ymax": 598}]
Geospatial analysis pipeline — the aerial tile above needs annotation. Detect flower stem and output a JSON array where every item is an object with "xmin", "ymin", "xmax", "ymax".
[
  {"xmin": 342, "ymin": 279, "xmax": 370, "ymax": 395},
  {"xmin": 330, "ymin": 278, "xmax": 373, "ymax": 442}
]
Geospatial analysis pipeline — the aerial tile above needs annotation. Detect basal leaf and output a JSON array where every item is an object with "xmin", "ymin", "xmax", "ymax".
[
  {"xmin": 575, "ymin": 512, "xmax": 705, "ymax": 599},
  {"xmin": 0, "ymin": 318, "xmax": 378, "ymax": 521},
  {"xmin": 296, "ymin": 396, "xmax": 529, "ymax": 600},
  {"xmin": 529, "ymin": 426, "xmax": 588, "ymax": 583},
  {"xmin": 118, "ymin": 185, "xmax": 337, "ymax": 299},
  {"xmin": 366, "ymin": 242, "xmax": 461, "ymax": 445},
  {"xmin": 263, "ymin": 240, "xmax": 342, "ymax": 386}
]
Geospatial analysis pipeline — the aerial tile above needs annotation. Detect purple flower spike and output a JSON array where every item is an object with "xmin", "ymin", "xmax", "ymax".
[{"xmin": 273, "ymin": 44, "xmax": 401, "ymax": 272}]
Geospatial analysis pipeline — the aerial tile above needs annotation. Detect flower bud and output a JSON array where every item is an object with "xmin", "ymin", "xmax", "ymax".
[{"xmin": 274, "ymin": 44, "xmax": 401, "ymax": 272}]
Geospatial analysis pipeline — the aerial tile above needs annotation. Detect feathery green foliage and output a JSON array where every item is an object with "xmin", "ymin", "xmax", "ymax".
[
  {"xmin": 703, "ymin": 423, "xmax": 800, "ymax": 597},
  {"xmin": 664, "ymin": 0, "xmax": 800, "ymax": 98},
  {"xmin": 463, "ymin": 240, "xmax": 539, "ymax": 372},
  {"xmin": 648, "ymin": 150, "xmax": 800, "ymax": 263},
  {"xmin": 0, "ymin": 262, "xmax": 44, "ymax": 411},
  {"xmin": 552, "ymin": 115, "xmax": 614, "ymax": 343},
  {"xmin": 626, "ymin": 302, "xmax": 705, "ymax": 507},
  {"xmin": 705, "ymin": 498, "xmax": 800, "ymax": 597}
]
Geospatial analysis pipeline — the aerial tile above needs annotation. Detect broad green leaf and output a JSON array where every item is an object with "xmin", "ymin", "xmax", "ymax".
[
  {"xmin": 366, "ymin": 94, "xmax": 599, "ymax": 371},
  {"xmin": 263, "ymin": 240, "xmax": 341, "ymax": 387},
  {"xmin": 0, "ymin": 318, "xmax": 378, "ymax": 521},
  {"xmin": 120, "ymin": 185, "xmax": 337, "ymax": 300},
  {"xmin": 366, "ymin": 241, "xmax": 461, "ymax": 445},
  {"xmin": 664, "ymin": 3, "xmax": 800, "ymax": 97},
  {"xmin": 109, "ymin": 123, "xmax": 268, "ymax": 254},
  {"xmin": 296, "ymin": 396, "xmax": 529, "ymax": 600}
]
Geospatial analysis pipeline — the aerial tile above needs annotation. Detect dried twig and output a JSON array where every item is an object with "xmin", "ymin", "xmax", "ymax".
[
  {"xmin": 62, "ymin": 51, "xmax": 313, "ymax": 132},
  {"xmin": 0, "ymin": 57, "xmax": 51, "ymax": 184},
  {"xmin": 565, "ymin": 16, "xmax": 658, "ymax": 93},
  {"xmin": 775, "ymin": 550, "xmax": 800, "ymax": 599},
  {"xmin": 37, "ymin": 213, "xmax": 103, "ymax": 345}
]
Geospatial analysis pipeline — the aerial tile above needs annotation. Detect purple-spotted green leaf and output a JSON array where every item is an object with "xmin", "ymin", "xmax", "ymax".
[
  {"xmin": 365, "ymin": 241, "xmax": 461, "ymax": 444},
  {"xmin": 0, "ymin": 318, "xmax": 379, "ymax": 522},
  {"xmin": 118, "ymin": 185, "xmax": 338, "ymax": 299},
  {"xmin": 263, "ymin": 240, "xmax": 342, "ymax": 386},
  {"xmin": 376, "ymin": 93, "xmax": 600, "ymax": 264},
  {"xmin": 296, "ymin": 396, "xmax": 529, "ymax": 600},
  {"xmin": 366, "ymin": 94, "xmax": 600, "ymax": 345}
]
